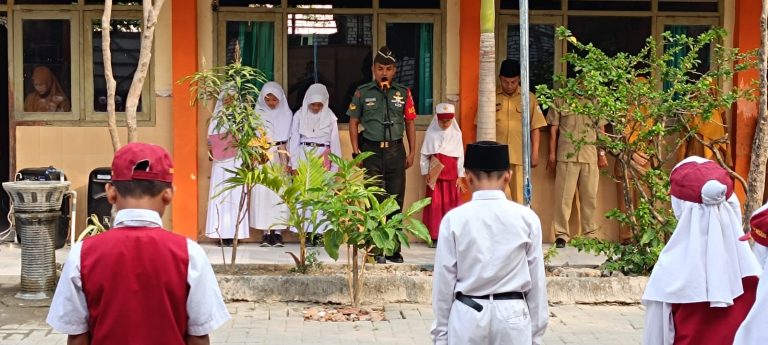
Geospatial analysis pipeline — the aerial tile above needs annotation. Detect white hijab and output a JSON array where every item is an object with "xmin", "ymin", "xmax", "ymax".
[
  {"xmin": 257, "ymin": 82, "xmax": 293, "ymax": 141},
  {"xmin": 296, "ymin": 83, "xmax": 336, "ymax": 138},
  {"xmin": 734, "ymin": 203, "xmax": 768, "ymax": 345},
  {"xmin": 642, "ymin": 156, "xmax": 762, "ymax": 307},
  {"xmin": 420, "ymin": 115, "xmax": 464, "ymax": 158}
]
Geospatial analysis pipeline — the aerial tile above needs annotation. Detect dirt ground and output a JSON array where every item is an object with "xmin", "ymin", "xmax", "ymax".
[{"xmin": 0, "ymin": 276, "xmax": 52, "ymax": 327}]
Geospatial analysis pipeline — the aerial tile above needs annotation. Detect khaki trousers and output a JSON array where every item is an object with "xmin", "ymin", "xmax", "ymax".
[
  {"xmin": 552, "ymin": 161, "xmax": 599, "ymax": 240},
  {"xmin": 506, "ymin": 164, "xmax": 524, "ymax": 204}
]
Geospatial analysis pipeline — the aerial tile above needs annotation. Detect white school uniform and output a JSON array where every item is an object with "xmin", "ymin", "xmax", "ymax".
[
  {"xmin": 205, "ymin": 92, "xmax": 249, "ymax": 240},
  {"xmin": 287, "ymin": 84, "xmax": 340, "ymax": 234},
  {"xmin": 431, "ymin": 190, "xmax": 548, "ymax": 345},
  {"xmin": 249, "ymin": 82, "xmax": 292, "ymax": 231}
]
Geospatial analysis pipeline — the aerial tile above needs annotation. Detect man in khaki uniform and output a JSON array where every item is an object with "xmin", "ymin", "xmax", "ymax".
[
  {"xmin": 496, "ymin": 59, "xmax": 548, "ymax": 203},
  {"xmin": 547, "ymin": 101, "xmax": 608, "ymax": 248}
]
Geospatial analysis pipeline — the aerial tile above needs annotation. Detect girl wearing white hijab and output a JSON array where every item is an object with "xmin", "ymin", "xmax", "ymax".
[
  {"xmin": 733, "ymin": 203, "xmax": 768, "ymax": 345},
  {"xmin": 250, "ymin": 82, "xmax": 293, "ymax": 247},
  {"xmin": 287, "ymin": 83, "xmax": 340, "ymax": 243},
  {"xmin": 642, "ymin": 156, "xmax": 761, "ymax": 345},
  {"xmin": 420, "ymin": 103, "xmax": 465, "ymax": 244},
  {"xmin": 288, "ymin": 83, "xmax": 341, "ymax": 171},
  {"xmin": 205, "ymin": 88, "xmax": 250, "ymax": 246}
]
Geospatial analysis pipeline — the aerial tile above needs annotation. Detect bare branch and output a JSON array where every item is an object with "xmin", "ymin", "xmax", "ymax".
[
  {"xmin": 125, "ymin": 0, "xmax": 166, "ymax": 143},
  {"xmin": 101, "ymin": 0, "xmax": 121, "ymax": 151}
]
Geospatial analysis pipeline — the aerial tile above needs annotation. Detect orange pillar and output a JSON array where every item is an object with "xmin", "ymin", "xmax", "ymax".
[
  {"xmin": 171, "ymin": 2, "xmax": 199, "ymax": 239},
  {"xmin": 732, "ymin": 0, "xmax": 761, "ymax": 202},
  {"xmin": 459, "ymin": 0, "xmax": 480, "ymax": 147}
]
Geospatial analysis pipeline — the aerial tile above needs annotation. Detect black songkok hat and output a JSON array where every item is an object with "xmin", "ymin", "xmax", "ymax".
[
  {"xmin": 374, "ymin": 46, "xmax": 397, "ymax": 66},
  {"xmin": 499, "ymin": 59, "xmax": 520, "ymax": 78},
  {"xmin": 464, "ymin": 141, "xmax": 511, "ymax": 171}
]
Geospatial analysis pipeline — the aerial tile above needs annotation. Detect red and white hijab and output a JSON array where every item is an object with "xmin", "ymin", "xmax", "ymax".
[{"xmin": 642, "ymin": 156, "xmax": 761, "ymax": 307}]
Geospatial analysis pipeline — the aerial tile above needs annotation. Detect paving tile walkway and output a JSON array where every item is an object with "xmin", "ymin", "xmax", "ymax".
[{"xmin": 0, "ymin": 301, "xmax": 643, "ymax": 345}]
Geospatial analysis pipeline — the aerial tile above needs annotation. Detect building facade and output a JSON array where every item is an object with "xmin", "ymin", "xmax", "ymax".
[{"xmin": 2, "ymin": 0, "xmax": 760, "ymax": 242}]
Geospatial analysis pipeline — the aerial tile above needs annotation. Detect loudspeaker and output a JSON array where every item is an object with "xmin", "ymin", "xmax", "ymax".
[{"xmin": 87, "ymin": 167, "xmax": 113, "ymax": 227}]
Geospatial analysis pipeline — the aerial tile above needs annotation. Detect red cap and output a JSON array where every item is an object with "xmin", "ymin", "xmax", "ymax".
[
  {"xmin": 669, "ymin": 161, "xmax": 733, "ymax": 204},
  {"xmin": 741, "ymin": 207, "xmax": 768, "ymax": 246},
  {"xmin": 435, "ymin": 103, "xmax": 455, "ymax": 120},
  {"xmin": 112, "ymin": 143, "xmax": 174, "ymax": 183}
]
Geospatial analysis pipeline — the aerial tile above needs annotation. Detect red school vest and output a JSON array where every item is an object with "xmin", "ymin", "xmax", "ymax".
[
  {"xmin": 80, "ymin": 227, "xmax": 190, "ymax": 345},
  {"xmin": 672, "ymin": 276, "xmax": 759, "ymax": 345}
]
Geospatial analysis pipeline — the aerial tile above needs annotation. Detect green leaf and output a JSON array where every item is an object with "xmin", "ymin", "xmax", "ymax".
[
  {"xmin": 405, "ymin": 197, "xmax": 432, "ymax": 217},
  {"xmin": 323, "ymin": 229, "xmax": 344, "ymax": 261},
  {"xmin": 370, "ymin": 230, "xmax": 388, "ymax": 249},
  {"xmin": 405, "ymin": 219, "xmax": 431, "ymax": 242}
]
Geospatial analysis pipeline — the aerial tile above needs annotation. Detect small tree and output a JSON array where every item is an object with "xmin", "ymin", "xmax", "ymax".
[
  {"xmin": 536, "ymin": 27, "xmax": 756, "ymax": 274},
  {"xmin": 315, "ymin": 153, "xmax": 431, "ymax": 307},
  {"xmin": 257, "ymin": 152, "xmax": 331, "ymax": 272},
  {"xmin": 183, "ymin": 61, "xmax": 270, "ymax": 270},
  {"xmin": 102, "ymin": 0, "xmax": 165, "ymax": 150}
]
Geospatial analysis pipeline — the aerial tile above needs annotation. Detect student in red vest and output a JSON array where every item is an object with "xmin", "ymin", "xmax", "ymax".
[
  {"xmin": 642, "ymin": 156, "xmax": 761, "ymax": 345},
  {"xmin": 47, "ymin": 142, "xmax": 231, "ymax": 345},
  {"xmin": 734, "ymin": 203, "xmax": 768, "ymax": 345}
]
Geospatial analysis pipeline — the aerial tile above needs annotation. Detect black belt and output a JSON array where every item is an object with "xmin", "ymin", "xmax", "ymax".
[
  {"xmin": 455, "ymin": 291, "xmax": 524, "ymax": 312},
  {"xmin": 362, "ymin": 137, "xmax": 402, "ymax": 148},
  {"xmin": 272, "ymin": 140, "xmax": 287, "ymax": 146},
  {"xmin": 301, "ymin": 142, "xmax": 328, "ymax": 148}
]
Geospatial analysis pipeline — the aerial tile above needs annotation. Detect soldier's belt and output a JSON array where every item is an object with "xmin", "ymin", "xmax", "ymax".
[{"xmin": 361, "ymin": 137, "xmax": 402, "ymax": 148}]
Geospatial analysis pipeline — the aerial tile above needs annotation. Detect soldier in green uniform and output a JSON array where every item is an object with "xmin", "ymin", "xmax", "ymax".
[{"xmin": 347, "ymin": 46, "xmax": 418, "ymax": 264}]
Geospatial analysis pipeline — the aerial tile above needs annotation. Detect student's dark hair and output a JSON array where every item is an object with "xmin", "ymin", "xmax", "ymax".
[
  {"xmin": 467, "ymin": 169, "xmax": 507, "ymax": 181},
  {"xmin": 111, "ymin": 180, "xmax": 172, "ymax": 198}
]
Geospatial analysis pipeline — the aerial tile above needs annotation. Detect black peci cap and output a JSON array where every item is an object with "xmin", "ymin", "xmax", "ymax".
[
  {"xmin": 464, "ymin": 141, "xmax": 511, "ymax": 171},
  {"xmin": 499, "ymin": 59, "xmax": 521, "ymax": 78}
]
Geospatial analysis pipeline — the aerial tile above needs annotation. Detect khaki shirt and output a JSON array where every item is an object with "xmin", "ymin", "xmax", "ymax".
[
  {"xmin": 496, "ymin": 90, "xmax": 548, "ymax": 165},
  {"xmin": 547, "ymin": 102, "xmax": 600, "ymax": 163}
]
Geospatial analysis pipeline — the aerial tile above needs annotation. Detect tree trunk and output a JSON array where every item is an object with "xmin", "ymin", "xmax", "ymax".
[
  {"xmin": 124, "ymin": 0, "xmax": 165, "ymax": 143},
  {"xmin": 352, "ymin": 246, "xmax": 359, "ymax": 307},
  {"xmin": 101, "ymin": 0, "xmax": 121, "ymax": 152},
  {"xmin": 476, "ymin": 0, "xmax": 496, "ymax": 141},
  {"xmin": 745, "ymin": 0, "xmax": 768, "ymax": 228}
]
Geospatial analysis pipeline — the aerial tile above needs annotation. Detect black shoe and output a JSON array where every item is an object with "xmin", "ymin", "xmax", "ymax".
[
  {"xmin": 221, "ymin": 239, "xmax": 233, "ymax": 247},
  {"xmin": 272, "ymin": 233, "xmax": 284, "ymax": 247},
  {"xmin": 428, "ymin": 239, "xmax": 438, "ymax": 248},
  {"xmin": 260, "ymin": 234, "xmax": 272, "ymax": 247},
  {"xmin": 268, "ymin": 232, "xmax": 278, "ymax": 246},
  {"xmin": 375, "ymin": 255, "xmax": 387, "ymax": 264},
  {"xmin": 555, "ymin": 238, "xmax": 566, "ymax": 249},
  {"xmin": 386, "ymin": 252, "xmax": 404, "ymax": 263}
]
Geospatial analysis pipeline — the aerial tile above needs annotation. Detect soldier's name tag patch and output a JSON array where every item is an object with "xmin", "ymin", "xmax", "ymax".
[{"xmin": 365, "ymin": 98, "xmax": 377, "ymax": 103}]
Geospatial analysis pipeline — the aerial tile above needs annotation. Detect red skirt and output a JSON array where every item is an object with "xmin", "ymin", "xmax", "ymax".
[
  {"xmin": 672, "ymin": 276, "xmax": 759, "ymax": 345},
  {"xmin": 423, "ymin": 179, "xmax": 460, "ymax": 240}
]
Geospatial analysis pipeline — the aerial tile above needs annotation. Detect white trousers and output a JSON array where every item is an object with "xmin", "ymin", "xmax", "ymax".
[{"xmin": 447, "ymin": 298, "xmax": 532, "ymax": 345}]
